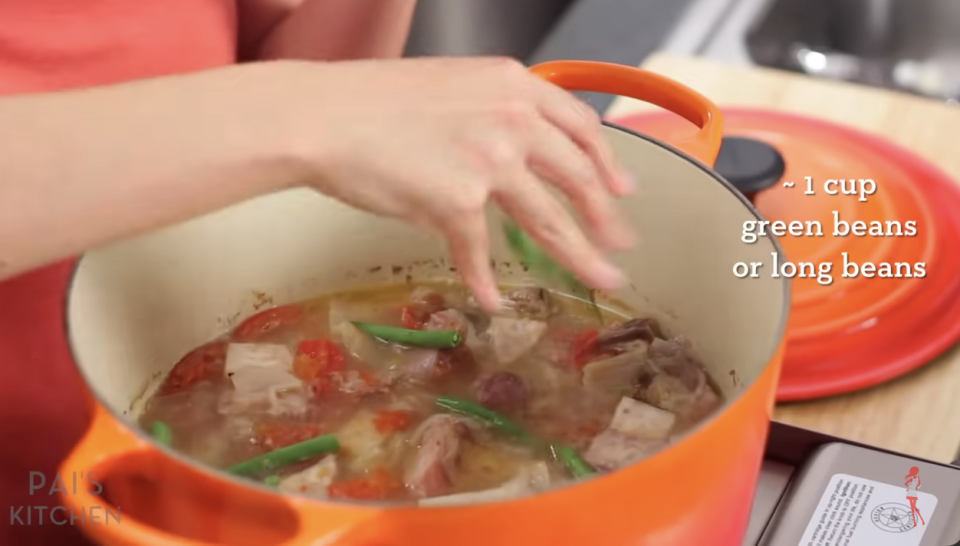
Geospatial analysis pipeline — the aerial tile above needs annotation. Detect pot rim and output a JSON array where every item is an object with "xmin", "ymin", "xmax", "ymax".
[{"xmin": 62, "ymin": 121, "xmax": 791, "ymax": 508}]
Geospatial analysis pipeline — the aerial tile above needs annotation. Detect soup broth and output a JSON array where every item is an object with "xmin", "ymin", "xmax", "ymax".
[{"xmin": 139, "ymin": 282, "xmax": 723, "ymax": 505}]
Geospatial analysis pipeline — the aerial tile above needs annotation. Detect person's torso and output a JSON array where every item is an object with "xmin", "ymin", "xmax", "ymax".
[
  {"xmin": 0, "ymin": 2, "xmax": 238, "ymax": 543},
  {"xmin": 907, "ymin": 479, "xmax": 919, "ymax": 494}
]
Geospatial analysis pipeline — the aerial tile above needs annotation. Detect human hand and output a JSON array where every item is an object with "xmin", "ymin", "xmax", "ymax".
[{"xmin": 274, "ymin": 57, "xmax": 635, "ymax": 311}]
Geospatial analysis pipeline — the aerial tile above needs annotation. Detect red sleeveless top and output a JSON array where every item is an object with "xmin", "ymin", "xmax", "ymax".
[{"xmin": 0, "ymin": 2, "xmax": 237, "ymax": 543}]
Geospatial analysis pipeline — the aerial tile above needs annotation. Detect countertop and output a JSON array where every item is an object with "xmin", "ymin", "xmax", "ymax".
[{"xmin": 606, "ymin": 53, "xmax": 960, "ymax": 464}]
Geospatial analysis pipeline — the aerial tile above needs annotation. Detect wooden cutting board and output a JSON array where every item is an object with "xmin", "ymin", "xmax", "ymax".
[{"xmin": 606, "ymin": 53, "xmax": 960, "ymax": 463}]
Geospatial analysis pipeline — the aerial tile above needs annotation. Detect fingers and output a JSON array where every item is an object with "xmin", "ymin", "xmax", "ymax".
[
  {"xmin": 528, "ymin": 77, "xmax": 634, "ymax": 197},
  {"xmin": 437, "ymin": 210, "xmax": 501, "ymax": 313},
  {"xmin": 526, "ymin": 118, "xmax": 634, "ymax": 251},
  {"xmin": 495, "ymin": 170, "xmax": 623, "ymax": 291}
]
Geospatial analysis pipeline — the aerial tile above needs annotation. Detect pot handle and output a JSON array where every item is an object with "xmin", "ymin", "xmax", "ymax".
[
  {"xmin": 529, "ymin": 60, "xmax": 725, "ymax": 166},
  {"xmin": 59, "ymin": 405, "xmax": 384, "ymax": 546}
]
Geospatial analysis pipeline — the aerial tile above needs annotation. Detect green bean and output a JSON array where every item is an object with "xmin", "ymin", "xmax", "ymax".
[
  {"xmin": 151, "ymin": 421, "xmax": 172, "ymax": 446},
  {"xmin": 436, "ymin": 395, "xmax": 596, "ymax": 480},
  {"xmin": 503, "ymin": 222, "xmax": 602, "ymax": 322},
  {"xmin": 435, "ymin": 396, "xmax": 536, "ymax": 445},
  {"xmin": 352, "ymin": 321, "xmax": 461, "ymax": 348},
  {"xmin": 228, "ymin": 434, "xmax": 339, "ymax": 477},
  {"xmin": 553, "ymin": 445, "xmax": 597, "ymax": 479},
  {"xmin": 264, "ymin": 475, "xmax": 281, "ymax": 488}
]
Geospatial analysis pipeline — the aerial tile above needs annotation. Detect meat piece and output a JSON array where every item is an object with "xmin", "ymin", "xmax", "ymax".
[
  {"xmin": 224, "ymin": 343, "xmax": 306, "ymax": 414},
  {"xmin": 402, "ymin": 288, "xmax": 448, "ymax": 328},
  {"xmin": 635, "ymin": 338, "xmax": 721, "ymax": 421},
  {"xmin": 472, "ymin": 371, "xmax": 529, "ymax": 413},
  {"xmin": 436, "ymin": 345, "xmax": 476, "ymax": 375},
  {"xmin": 501, "ymin": 287, "xmax": 557, "ymax": 319},
  {"xmin": 410, "ymin": 287, "xmax": 447, "ymax": 310},
  {"xmin": 424, "ymin": 309, "xmax": 481, "ymax": 373},
  {"xmin": 485, "ymin": 316, "xmax": 548, "ymax": 364},
  {"xmin": 595, "ymin": 318, "xmax": 659, "ymax": 353},
  {"xmin": 583, "ymin": 429, "xmax": 667, "ymax": 472},
  {"xmin": 424, "ymin": 308, "xmax": 470, "ymax": 336},
  {"xmin": 405, "ymin": 414, "xmax": 471, "ymax": 498},
  {"xmin": 396, "ymin": 349, "xmax": 442, "ymax": 380},
  {"xmin": 277, "ymin": 455, "xmax": 338, "ymax": 496},
  {"xmin": 608, "ymin": 397, "xmax": 675, "ymax": 440},
  {"xmin": 419, "ymin": 461, "xmax": 551, "ymax": 507},
  {"xmin": 581, "ymin": 348, "xmax": 651, "ymax": 398}
]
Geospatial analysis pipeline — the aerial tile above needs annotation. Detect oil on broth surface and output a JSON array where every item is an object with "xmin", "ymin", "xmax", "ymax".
[{"xmin": 139, "ymin": 282, "xmax": 722, "ymax": 504}]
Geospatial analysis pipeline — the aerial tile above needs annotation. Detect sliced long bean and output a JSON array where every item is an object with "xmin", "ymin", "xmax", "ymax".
[
  {"xmin": 553, "ymin": 445, "xmax": 597, "ymax": 479},
  {"xmin": 352, "ymin": 321, "xmax": 461, "ymax": 348},
  {"xmin": 435, "ymin": 396, "xmax": 535, "ymax": 444},
  {"xmin": 503, "ymin": 222, "xmax": 601, "ymax": 321},
  {"xmin": 151, "ymin": 421, "xmax": 172, "ymax": 446},
  {"xmin": 264, "ymin": 475, "xmax": 281, "ymax": 488},
  {"xmin": 228, "ymin": 434, "xmax": 339, "ymax": 477},
  {"xmin": 436, "ymin": 395, "xmax": 595, "ymax": 480}
]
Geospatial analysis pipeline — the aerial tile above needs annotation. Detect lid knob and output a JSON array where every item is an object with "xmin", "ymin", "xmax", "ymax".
[{"xmin": 714, "ymin": 137, "xmax": 786, "ymax": 203}]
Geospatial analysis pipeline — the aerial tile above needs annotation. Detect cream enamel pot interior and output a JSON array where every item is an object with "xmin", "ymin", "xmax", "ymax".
[{"xmin": 61, "ymin": 61, "xmax": 789, "ymax": 546}]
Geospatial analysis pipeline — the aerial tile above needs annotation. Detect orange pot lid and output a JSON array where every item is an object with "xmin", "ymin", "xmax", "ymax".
[{"xmin": 611, "ymin": 108, "xmax": 960, "ymax": 401}]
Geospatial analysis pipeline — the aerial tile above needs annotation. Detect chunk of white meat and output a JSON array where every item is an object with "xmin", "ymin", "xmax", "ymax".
[
  {"xmin": 582, "ymin": 396, "xmax": 675, "ymax": 472},
  {"xmin": 424, "ymin": 308, "xmax": 485, "ymax": 353},
  {"xmin": 404, "ymin": 414, "xmax": 471, "ymax": 498},
  {"xmin": 337, "ymin": 410, "xmax": 390, "ymax": 472},
  {"xmin": 277, "ymin": 455, "xmax": 338, "ymax": 496},
  {"xmin": 608, "ymin": 397, "xmax": 675, "ymax": 440},
  {"xmin": 419, "ymin": 461, "xmax": 552, "ymax": 507},
  {"xmin": 581, "ymin": 347, "xmax": 651, "ymax": 398},
  {"xmin": 638, "ymin": 337, "xmax": 722, "ymax": 422},
  {"xmin": 583, "ymin": 429, "xmax": 668, "ymax": 472},
  {"xmin": 484, "ymin": 317, "xmax": 547, "ymax": 364},
  {"xmin": 224, "ymin": 343, "xmax": 306, "ymax": 415}
]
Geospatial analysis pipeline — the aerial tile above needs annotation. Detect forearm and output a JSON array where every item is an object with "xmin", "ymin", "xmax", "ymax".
[
  {"xmin": 257, "ymin": 0, "xmax": 418, "ymax": 61},
  {"xmin": 0, "ymin": 64, "xmax": 303, "ymax": 280}
]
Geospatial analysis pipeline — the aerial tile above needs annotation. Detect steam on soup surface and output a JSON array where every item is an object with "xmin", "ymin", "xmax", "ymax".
[{"xmin": 140, "ymin": 282, "xmax": 722, "ymax": 504}]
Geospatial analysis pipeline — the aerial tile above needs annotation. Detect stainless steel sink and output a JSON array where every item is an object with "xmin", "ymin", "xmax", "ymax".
[
  {"xmin": 745, "ymin": 0, "xmax": 960, "ymax": 101},
  {"xmin": 662, "ymin": 0, "xmax": 960, "ymax": 102}
]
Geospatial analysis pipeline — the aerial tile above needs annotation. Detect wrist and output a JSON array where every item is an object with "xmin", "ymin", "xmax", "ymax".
[{"xmin": 218, "ymin": 61, "xmax": 324, "ymax": 194}]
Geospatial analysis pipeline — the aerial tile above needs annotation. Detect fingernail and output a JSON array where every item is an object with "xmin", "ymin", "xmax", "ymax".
[{"xmin": 591, "ymin": 262, "xmax": 624, "ymax": 290}]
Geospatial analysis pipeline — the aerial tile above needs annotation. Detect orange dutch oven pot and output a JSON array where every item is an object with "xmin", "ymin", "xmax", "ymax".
[{"xmin": 60, "ymin": 61, "xmax": 789, "ymax": 546}]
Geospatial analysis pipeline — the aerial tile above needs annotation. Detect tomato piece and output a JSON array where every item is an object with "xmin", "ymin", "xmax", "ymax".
[
  {"xmin": 572, "ymin": 329, "xmax": 599, "ymax": 368},
  {"xmin": 292, "ymin": 339, "xmax": 346, "ymax": 381},
  {"xmin": 357, "ymin": 370, "xmax": 377, "ymax": 386},
  {"xmin": 328, "ymin": 468, "xmax": 400, "ymax": 501},
  {"xmin": 373, "ymin": 409, "xmax": 413, "ymax": 434},
  {"xmin": 158, "ymin": 341, "xmax": 228, "ymax": 395},
  {"xmin": 254, "ymin": 423, "xmax": 321, "ymax": 449},
  {"xmin": 399, "ymin": 305, "xmax": 425, "ymax": 330},
  {"xmin": 231, "ymin": 304, "xmax": 303, "ymax": 342}
]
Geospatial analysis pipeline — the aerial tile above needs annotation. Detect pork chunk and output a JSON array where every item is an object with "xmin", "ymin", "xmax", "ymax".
[
  {"xmin": 583, "ymin": 430, "xmax": 667, "ymax": 472},
  {"xmin": 636, "ymin": 338, "xmax": 721, "ymax": 421},
  {"xmin": 608, "ymin": 397, "xmax": 676, "ymax": 439},
  {"xmin": 472, "ymin": 371, "xmax": 529, "ymax": 413},
  {"xmin": 405, "ymin": 415, "xmax": 471, "ymax": 498},
  {"xmin": 485, "ymin": 317, "xmax": 547, "ymax": 364}
]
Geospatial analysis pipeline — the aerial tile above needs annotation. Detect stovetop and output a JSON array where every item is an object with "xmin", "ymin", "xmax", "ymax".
[{"xmin": 746, "ymin": 423, "xmax": 960, "ymax": 545}]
